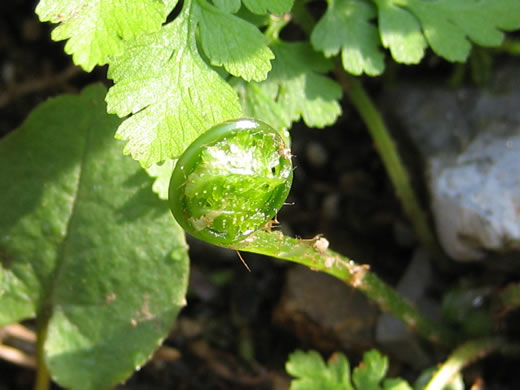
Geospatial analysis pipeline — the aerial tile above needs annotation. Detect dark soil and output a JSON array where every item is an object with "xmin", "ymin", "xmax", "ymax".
[{"xmin": 1, "ymin": 2, "xmax": 519, "ymax": 390}]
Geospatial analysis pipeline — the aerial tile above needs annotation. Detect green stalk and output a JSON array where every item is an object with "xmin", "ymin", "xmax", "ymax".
[
  {"xmin": 233, "ymin": 230, "xmax": 458, "ymax": 346},
  {"xmin": 34, "ymin": 319, "xmax": 50, "ymax": 390},
  {"xmin": 264, "ymin": 13, "xmax": 291, "ymax": 44},
  {"xmin": 425, "ymin": 338, "xmax": 504, "ymax": 390},
  {"xmin": 334, "ymin": 70, "xmax": 442, "ymax": 257}
]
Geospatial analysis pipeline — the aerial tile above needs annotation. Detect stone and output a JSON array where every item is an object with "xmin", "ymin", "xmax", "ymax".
[
  {"xmin": 273, "ymin": 265, "xmax": 379, "ymax": 353},
  {"xmin": 384, "ymin": 62, "xmax": 520, "ymax": 262}
]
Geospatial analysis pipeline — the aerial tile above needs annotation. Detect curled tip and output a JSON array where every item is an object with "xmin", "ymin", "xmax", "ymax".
[{"xmin": 169, "ymin": 119, "xmax": 293, "ymax": 247}]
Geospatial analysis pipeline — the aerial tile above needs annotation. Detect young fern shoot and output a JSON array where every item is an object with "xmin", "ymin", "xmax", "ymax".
[
  {"xmin": 169, "ymin": 118, "xmax": 293, "ymax": 246},
  {"xmin": 168, "ymin": 118, "xmax": 458, "ymax": 347}
]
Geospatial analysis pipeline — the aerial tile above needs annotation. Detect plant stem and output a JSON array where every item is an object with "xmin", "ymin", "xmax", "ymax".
[
  {"xmin": 233, "ymin": 230, "xmax": 458, "ymax": 346},
  {"xmin": 335, "ymin": 70, "xmax": 442, "ymax": 257},
  {"xmin": 264, "ymin": 13, "xmax": 291, "ymax": 44},
  {"xmin": 425, "ymin": 338, "xmax": 505, "ymax": 390},
  {"xmin": 34, "ymin": 319, "xmax": 50, "ymax": 390}
]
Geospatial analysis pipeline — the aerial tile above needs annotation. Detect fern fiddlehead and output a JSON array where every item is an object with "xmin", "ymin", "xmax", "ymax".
[{"xmin": 168, "ymin": 118, "xmax": 293, "ymax": 246}]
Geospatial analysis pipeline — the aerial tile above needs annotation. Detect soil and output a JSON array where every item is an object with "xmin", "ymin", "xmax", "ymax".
[{"xmin": 1, "ymin": 2, "xmax": 519, "ymax": 390}]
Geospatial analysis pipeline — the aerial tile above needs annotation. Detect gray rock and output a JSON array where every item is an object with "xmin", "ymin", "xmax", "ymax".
[{"xmin": 385, "ymin": 62, "xmax": 520, "ymax": 262}]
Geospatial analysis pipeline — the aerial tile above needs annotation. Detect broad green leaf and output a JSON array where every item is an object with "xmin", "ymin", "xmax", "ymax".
[
  {"xmin": 287, "ymin": 350, "xmax": 414, "ymax": 390},
  {"xmin": 242, "ymin": 0, "xmax": 294, "ymax": 15},
  {"xmin": 391, "ymin": 0, "xmax": 520, "ymax": 62},
  {"xmin": 373, "ymin": 0, "xmax": 426, "ymax": 64},
  {"xmin": 311, "ymin": 0, "xmax": 385, "ymax": 76},
  {"xmin": 213, "ymin": 0, "xmax": 241, "ymax": 13},
  {"xmin": 232, "ymin": 79, "xmax": 290, "ymax": 131},
  {"xmin": 163, "ymin": 0, "xmax": 180, "ymax": 15},
  {"xmin": 270, "ymin": 42, "xmax": 342, "ymax": 128},
  {"xmin": 352, "ymin": 349, "xmax": 388, "ymax": 390},
  {"xmin": 35, "ymin": 0, "xmax": 170, "ymax": 72},
  {"xmin": 287, "ymin": 350, "xmax": 353, "ymax": 390},
  {"xmin": 197, "ymin": 2, "xmax": 274, "ymax": 81},
  {"xmin": 145, "ymin": 159, "xmax": 177, "ymax": 200},
  {"xmin": 383, "ymin": 378, "xmax": 413, "ymax": 390},
  {"xmin": 234, "ymin": 41, "xmax": 341, "ymax": 130},
  {"xmin": 235, "ymin": 6, "xmax": 271, "ymax": 26},
  {"xmin": 313, "ymin": 0, "xmax": 520, "ymax": 68},
  {"xmin": 106, "ymin": 1, "xmax": 244, "ymax": 167},
  {"xmin": 0, "ymin": 84, "xmax": 189, "ymax": 390}
]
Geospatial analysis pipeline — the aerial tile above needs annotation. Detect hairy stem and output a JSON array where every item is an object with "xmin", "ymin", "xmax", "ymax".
[
  {"xmin": 335, "ymin": 71, "xmax": 442, "ymax": 257},
  {"xmin": 425, "ymin": 338, "xmax": 505, "ymax": 390},
  {"xmin": 233, "ymin": 230, "xmax": 458, "ymax": 346}
]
